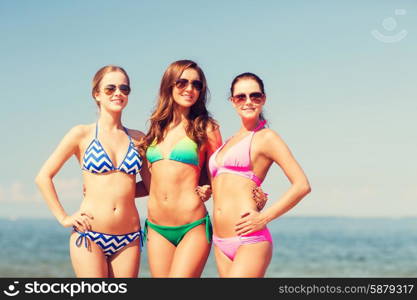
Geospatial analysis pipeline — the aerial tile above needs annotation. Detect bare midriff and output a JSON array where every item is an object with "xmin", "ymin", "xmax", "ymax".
[
  {"xmin": 212, "ymin": 173, "xmax": 259, "ymax": 237},
  {"xmin": 147, "ymin": 160, "xmax": 207, "ymax": 225},
  {"xmin": 80, "ymin": 171, "xmax": 139, "ymax": 234}
]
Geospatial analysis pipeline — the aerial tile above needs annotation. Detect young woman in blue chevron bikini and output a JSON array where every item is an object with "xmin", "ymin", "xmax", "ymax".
[{"xmin": 35, "ymin": 65, "xmax": 151, "ymax": 277}]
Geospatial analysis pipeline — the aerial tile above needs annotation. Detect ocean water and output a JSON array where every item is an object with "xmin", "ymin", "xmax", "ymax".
[{"xmin": 1, "ymin": 217, "xmax": 416, "ymax": 277}]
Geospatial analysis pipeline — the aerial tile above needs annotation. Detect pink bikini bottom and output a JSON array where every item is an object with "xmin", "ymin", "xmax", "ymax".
[{"xmin": 213, "ymin": 227, "xmax": 273, "ymax": 261}]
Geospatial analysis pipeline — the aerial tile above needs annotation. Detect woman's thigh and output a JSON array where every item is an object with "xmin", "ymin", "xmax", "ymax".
[
  {"xmin": 69, "ymin": 232, "xmax": 108, "ymax": 278},
  {"xmin": 108, "ymin": 239, "xmax": 141, "ymax": 278},
  {"xmin": 146, "ymin": 227, "xmax": 176, "ymax": 277},
  {"xmin": 227, "ymin": 242, "xmax": 272, "ymax": 278},
  {"xmin": 169, "ymin": 224, "xmax": 211, "ymax": 277},
  {"xmin": 213, "ymin": 245, "xmax": 233, "ymax": 277}
]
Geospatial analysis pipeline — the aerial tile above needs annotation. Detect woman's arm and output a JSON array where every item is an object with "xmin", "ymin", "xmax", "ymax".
[
  {"xmin": 136, "ymin": 159, "xmax": 151, "ymax": 198},
  {"xmin": 35, "ymin": 125, "xmax": 93, "ymax": 230},
  {"xmin": 203, "ymin": 124, "xmax": 223, "ymax": 183},
  {"xmin": 130, "ymin": 130, "xmax": 151, "ymax": 198},
  {"xmin": 235, "ymin": 129, "xmax": 311, "ymax": 235},
  {"xmin": 196, "ymin": 124, "xmax": 222, "ymax": 200}
]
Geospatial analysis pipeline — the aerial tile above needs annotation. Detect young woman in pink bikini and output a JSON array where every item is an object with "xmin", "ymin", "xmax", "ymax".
[{"xmin": 209, "ymin": 72, "xmax": 311, "ymax": 277}]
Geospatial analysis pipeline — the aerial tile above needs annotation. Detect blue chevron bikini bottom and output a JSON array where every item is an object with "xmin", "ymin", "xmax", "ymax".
[{"xmin": 73, "ymin": 228, "xmax": 144, "ymax": 257}]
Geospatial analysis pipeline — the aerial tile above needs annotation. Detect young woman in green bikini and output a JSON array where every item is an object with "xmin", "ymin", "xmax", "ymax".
[{"xmin": 138, "ymin": 60, "xmax": 222, "ymax": 277}]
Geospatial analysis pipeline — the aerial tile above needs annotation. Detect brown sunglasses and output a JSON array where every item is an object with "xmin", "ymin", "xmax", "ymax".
[
  {"xmin": 103, "ymin": 84, "xmax": 131, "ymax": 96},
  {"xmin": 231, "ymin": 92, "xmax": 264, "ymax": 104},
  {"xmin": 174, "ymin": 79, "xmax": 203, "ymax": 91}
]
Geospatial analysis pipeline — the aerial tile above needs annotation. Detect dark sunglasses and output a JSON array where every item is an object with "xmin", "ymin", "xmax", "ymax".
[
  {"xmin": 103, "ymin": 84, "xmax": 131, "ymax": 96},
  {"xmin": 174, "ymin": 79, "xmax": 203, "ymax": 91},
  {"xmin": 231, "ymin": 92, "xmax": 264, "ymax": 104}
]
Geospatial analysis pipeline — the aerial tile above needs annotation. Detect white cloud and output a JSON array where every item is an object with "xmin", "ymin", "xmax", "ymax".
[
  {"xmin": 401, "ymin": 186, "xmax": 417, "ymax": 200},
  {"xmin": 297, "ymin": 183, "xmax": 417, "ymax": 217},
  {"xmin": 0, "ymin": 177, "xmax": 82, "ymax": 204},
  {"xmin": 0, "ymin": 185, "xmax": 4, "ymax": 201},
  {"xmin": 10, "ymin": 181, "xmax": 26, "ymax": 201},
  {"xmin": 9, "ymin": 181, "xmax": 44, "ymax": 203},
  {"xmin": 54, "ymin": 177, "xmax": 82, "ymax": 199}
]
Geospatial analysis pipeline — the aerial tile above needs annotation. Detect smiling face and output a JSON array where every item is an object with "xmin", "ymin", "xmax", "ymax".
[
  {"xmin": 94, "ymin": 71, "xmax": 130, "ymax": 113},
  {"xmin": 231, "ymin": 78, "xmax": 265, "ymax": 120},
  {"xmin": 172, "ymin": 68, "xmax": 201, "ymax": 109}
]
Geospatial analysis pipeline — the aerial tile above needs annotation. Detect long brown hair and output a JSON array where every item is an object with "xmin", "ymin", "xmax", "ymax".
[{"xmin": 141, "ymin": 60, "xmax": 217, "ymax": 152}]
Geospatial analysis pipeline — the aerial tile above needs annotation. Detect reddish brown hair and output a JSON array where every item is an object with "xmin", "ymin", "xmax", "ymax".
[{"xmin": 141, "ymin": 60, "xmax": 217, "ymax": 152}]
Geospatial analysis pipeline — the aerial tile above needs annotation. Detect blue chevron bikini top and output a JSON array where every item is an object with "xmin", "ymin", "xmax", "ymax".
[{"xmin": 82, "ymin": 124, "xmax": 142, "ymax": 175}]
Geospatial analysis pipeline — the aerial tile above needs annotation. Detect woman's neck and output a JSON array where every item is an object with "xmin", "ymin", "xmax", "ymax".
[
  {"xmin": 98, "ymin": 109, "xmax": 123, "ymax": 131},
  {"xmin": 172, "ymin": 105, "xmax": 190, "ymax": 127},
  {"xmin": 239, "ymin": 118, "xmax": 260, "ymax": 133}
]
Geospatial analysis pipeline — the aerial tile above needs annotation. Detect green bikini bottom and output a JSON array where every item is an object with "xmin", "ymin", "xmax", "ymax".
[{"xmin": 144, "ymin": 214, "xmax": 212, "ymax": 247}]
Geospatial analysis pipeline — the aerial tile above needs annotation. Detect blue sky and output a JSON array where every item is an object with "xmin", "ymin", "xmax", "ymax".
[{"xmin": 1, "ymin": 0, "xmax": 416, "ymax": 219}]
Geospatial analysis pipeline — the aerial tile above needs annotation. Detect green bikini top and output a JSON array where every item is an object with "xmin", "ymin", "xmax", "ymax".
[{"xmin": 146, "ymin": 136, "xmax": 199, "ymax": 167}]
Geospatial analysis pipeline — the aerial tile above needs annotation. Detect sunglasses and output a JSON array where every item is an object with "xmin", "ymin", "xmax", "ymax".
[
  {"xmin": 103, "ymin": 84, "xmax": 131, "ymax": 96},
  {"xmin": 231, "ymin": 92, "xmax": 264, "ymax": 104},
  {"xmin": 174, "ymin": 79, "xmax": 203, "ymax": 91}
]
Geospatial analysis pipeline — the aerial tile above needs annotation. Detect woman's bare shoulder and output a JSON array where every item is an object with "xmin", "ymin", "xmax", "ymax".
[
  {"xmin": 256, "ymin": 127, "xmax": 287, "ymax": 148},
  {"xmin": 66, "ymin": 123, "xmax": 94, "ymax": 140}
]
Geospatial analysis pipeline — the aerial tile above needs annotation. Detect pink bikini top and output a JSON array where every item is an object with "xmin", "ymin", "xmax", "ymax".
[{"xmin": 208, "ymin": 121, "xmax": 266, "ymax": 186}]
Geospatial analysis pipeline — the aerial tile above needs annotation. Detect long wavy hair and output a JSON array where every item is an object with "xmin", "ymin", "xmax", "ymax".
[{"xmin": 140, "ymin": 60, "xmax": 217, "ymax": 153}]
